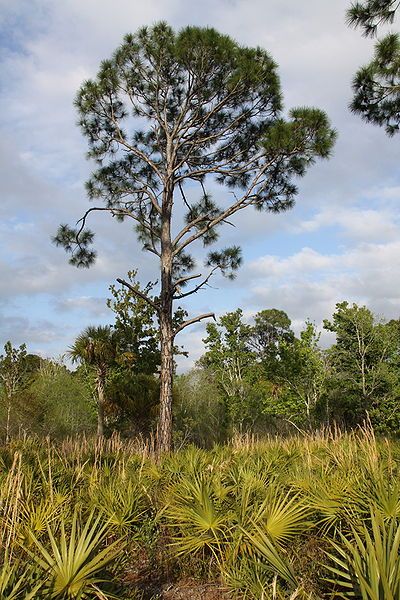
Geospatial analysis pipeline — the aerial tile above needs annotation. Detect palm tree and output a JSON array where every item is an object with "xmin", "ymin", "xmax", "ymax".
[{"xmin": 69, "ymin": 326, "xmax": 117, "ymax": 436}]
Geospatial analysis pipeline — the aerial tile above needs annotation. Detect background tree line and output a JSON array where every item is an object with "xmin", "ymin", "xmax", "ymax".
[
  {"xmin": 1, "ymin": 282, "xmax": 400, "ymax": 445},
  {"xmin": 186, "ymin": 302, "xmax": 400, "ymax": 444}
]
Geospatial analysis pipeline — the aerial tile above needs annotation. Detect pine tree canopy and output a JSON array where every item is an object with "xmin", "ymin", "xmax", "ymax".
[
  {"xmin": 347, "ymin": 1, "xmax": 400, "ymax": 135},
  {"xmin": 54, "ymin": 22, "xmax": 336, "ymax": 279},
  {"xmin": 347, "ymin": 0, "xmax": 399, "ymax": 37}
]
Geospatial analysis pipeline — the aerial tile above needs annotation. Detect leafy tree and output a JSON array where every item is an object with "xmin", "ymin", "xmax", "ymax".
[
  {"xmin": 367, "ymin": 318, "xmax": 400, "ymax": 433},
  {"xmin": 247, "ymin": 316, "xmax": 326, "ymax": 431},
  {"xmin": 54, "ymin": 22, "xmax": 336, "ymax": 452},
  {"xmin": 106, "ymin": 370, "xmax": 160, "ymax": 436},
  {"xmin": 107, "ymin": 271, "xmax": 160, "ymax": 376},
  {"xmin": 347, "ymin": 1, "xmax": 400, "ymax": 134},
  {"xmin": 250, "ymin": 308, "xmax": 294, "ymax": 376},
  {"xmin": 28, "ymin": 360, "xmax": 96, "ymax": 436},
  {"xmin": 201, "ymin": 309, "xmax": 327, "ymax": 433},
  {"xmin": 69, "ymin": 325, "xmax": 117, "ymax": 436},
  {"xmin": 201, "ymin": 309, "xmax": 257, "ymax": 429},
  {"xmin": 106, "ymin": 272, "xmax": 188, "ymax": 436},
  {"xmin": 277, "ymin": 321, "xmax": 326, "ymax": 428},
  {"xmin": 323, "ymin": 301, "xmax": 397, "ymax": 426},
  {"xmin": 0, "ymin": 341, "xmax": 28, "ymax": 442}
]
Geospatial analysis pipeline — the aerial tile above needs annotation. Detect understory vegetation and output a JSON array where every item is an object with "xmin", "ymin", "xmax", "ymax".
[
  {"xmin": 1, "ymin": 429, "xmax": 400, "ymax": 598},
  {"xmin": 1, "ymin": 294, "xmax": 400, "ymax": 444}
]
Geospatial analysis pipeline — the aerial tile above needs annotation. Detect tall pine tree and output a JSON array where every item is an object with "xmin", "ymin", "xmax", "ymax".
[{"xmin": 54, "ymin": 23, "xmax": 335, "ymax": 452}]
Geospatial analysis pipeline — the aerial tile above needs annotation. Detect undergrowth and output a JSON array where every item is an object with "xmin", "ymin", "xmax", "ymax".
[{"xmin": 0, "ymin": 427, "xmax": 399, "ymax": 598}]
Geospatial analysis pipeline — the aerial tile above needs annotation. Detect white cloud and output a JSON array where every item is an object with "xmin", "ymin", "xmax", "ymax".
[
  {"xmin": 0, "ymin": 316, "xmax": 60, "ymax": 347},
  {"xmin": 53, "ymin": 296, "xmax": 109, "ymax": 317},
  {"xmin": 241, "ymin": 240, "xmax": 400, "ymax": 342},
  {"xmin": 250, "ymin": 248, "xmax": 336, "ymax": 279},
  {"xmin": 294, "ymin": 206, "xmax": 400, "ymax": 241}
]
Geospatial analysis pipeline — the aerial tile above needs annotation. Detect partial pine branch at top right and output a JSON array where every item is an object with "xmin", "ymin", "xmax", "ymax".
[{"xmin": 347, "ymin": 0, "xmax": 400, "ymax": 135}]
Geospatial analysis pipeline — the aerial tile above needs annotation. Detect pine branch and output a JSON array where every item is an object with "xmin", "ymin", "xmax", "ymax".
[
  {"xmin": 173, "ymin": 273, "xmax": 202, "ymax": 289},
  {"xmin": 116, "ymin": 278, "xmax": 160, "ymax": 312},
  {"xmin": 173, "ymin": 267, "xmax": 219, "ymax": 300},
  {"xmin": 173, "ymin": 312, "xmax": 215, "ymax": 337},
  {"xmin": 173, "ymin": 164, "xmax": 268, "ymax": 256}
]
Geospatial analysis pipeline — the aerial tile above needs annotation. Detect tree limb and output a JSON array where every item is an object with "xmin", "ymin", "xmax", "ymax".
[
  {"xmin": 174, "ymin": 267, "xmax": 219, "ymax": 300},
  {"xmin": 172, "ymin": 155, "xmax": 278, "ymax": 256},
  {"xmin": 116, "ymin": 278, "xmax": 160, "ymax": 312},
  {"xmin": 173, "ymin": 312, "xmax": 215, "ymax": 337},
  {"xmin": 173, "ymin": 273, "xmax": 202, "ymax": 290}
]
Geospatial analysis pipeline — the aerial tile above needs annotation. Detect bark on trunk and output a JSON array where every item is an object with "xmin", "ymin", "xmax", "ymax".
[
  {"xmin": 158, "ymin": 309, "xmax": 174, "ymax": 453},
  {"xmin": 157, "ymin": 176, "xmax": 174, "ymax": 454}
]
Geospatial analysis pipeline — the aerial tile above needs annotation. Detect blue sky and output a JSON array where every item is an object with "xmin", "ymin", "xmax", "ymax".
[{"xmin": 0, "ymin": 0, "xmax": 399, "ymax": 368}]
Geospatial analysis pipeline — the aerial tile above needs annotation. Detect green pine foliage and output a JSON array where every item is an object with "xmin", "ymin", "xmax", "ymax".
[{"xmin": 347, "ymin": 1, "xmax": 400, "ymax": 134}]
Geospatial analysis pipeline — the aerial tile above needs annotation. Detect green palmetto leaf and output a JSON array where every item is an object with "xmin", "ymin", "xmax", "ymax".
[
  {"xmin": 230, "ymin": 525, "xmax": 321, "ymax": 599},
  {"xmin": 304, "ymin": 471, "xmax": 357, "ymax": 532},
  {"xmin": 324, "ymin": 510, "xmax": 400, "ymax": 599},
  {"xmin": 163, "ymin": 475, "xmax": 231, "ymax": 562},
  {"xmin": 18, "ymin": 495, "xmax": 68, "ymax": 547},
  {"xmin": 0, "ymin": 553, "xmax": 42, "ymax": 599},
  {"xmin": 27, "ymin": 511, "xmax": 123, "ymax": 599},
  {"xmin": 358, "ymin": 477, "xmax": 400, "ymax": 520},
  {"xmin": 260, "ymin": 490, "xmax": 310, "ymax": 547},
  {"xmin": 230, "ymin": 486, "xmax": 310, "ymax": 563},
  {"xmin": 93, "ymin": 478, "xmax": 147, "ymax": 531},
  {"xmin": 240, "ymin": 522, "xmax": 299, "ymax": 590}
]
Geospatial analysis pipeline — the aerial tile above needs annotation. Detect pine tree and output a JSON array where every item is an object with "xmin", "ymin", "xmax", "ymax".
[
  {"xmin": 347, "ymin": 1, "xmax": 400, "ymax": 134},
  {"xmin": 54, "ymin": 23, "xmax": 336, "ymax": 452}
]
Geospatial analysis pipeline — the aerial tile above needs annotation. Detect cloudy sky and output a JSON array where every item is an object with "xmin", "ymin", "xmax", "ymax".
[{"xmin": 0, "ymin": 0, "xmax": 399, "ymax": 368}]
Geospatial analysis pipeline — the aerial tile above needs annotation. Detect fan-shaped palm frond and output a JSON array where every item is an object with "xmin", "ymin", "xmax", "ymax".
[
  {"xmin": 69, "ymin": 326, "xmax": 117, "ymax": 368},
  {"xmin": 325, "ymin": 510, "xmax": 400, "ymax": 599},
  {"xmin": 28, "ymin": 511, "xmax": 123, "ymax": 599},
  {"xmin": 163, "ymin": 474, "xmax": 231, "ymax": 563}
]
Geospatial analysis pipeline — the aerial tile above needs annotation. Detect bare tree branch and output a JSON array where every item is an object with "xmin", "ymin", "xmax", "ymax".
[
  {"xmin": 173, "ymin": 312, "xmax": 215, "ymax": 337},
  {"xmin": 173, "ymin": 273, "xmax": 202, "ymax": 289},
  {"xmin": 174, "ymin": 267, "xmax": 219, "ymax": 300},
  {"xmin": 178, "ymin": 180, "xmax": 192, "ymax": 213},
  {"xmin": 116, "ymin": 277, "xmax": 160, "ymax": 312}
]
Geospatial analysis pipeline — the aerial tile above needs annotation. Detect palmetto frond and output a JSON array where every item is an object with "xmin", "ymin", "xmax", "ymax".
[
  {"xmin": 163, "ymin": 474, "xmax": 231, "ymax": 562},
  {"xmin": 69, "ymin": 326, "xmax": 117, "ymax": 368},
  {"xmin": 325, "ymin": 510, "xmax": 400, "ymax": 599},
  {"xmin": 0, "ymin": 553, "xmax": 42, "ymax": 600},
  {"xmin": 27, "ymin": 511, "xmax": 123, "ymax": 599}
]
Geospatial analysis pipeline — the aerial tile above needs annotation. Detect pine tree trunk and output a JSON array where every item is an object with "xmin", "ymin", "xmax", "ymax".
[
  {"xmin": 96, "ymin": 375, "xmax": 106, "ymax": 437},
  {"xmin": 157, "ymin": 178, "xmax": 174, "ymax": 454},
  {"xmin": 158, "ymin": 309, "xmax": 174, "ymax": 453}
]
